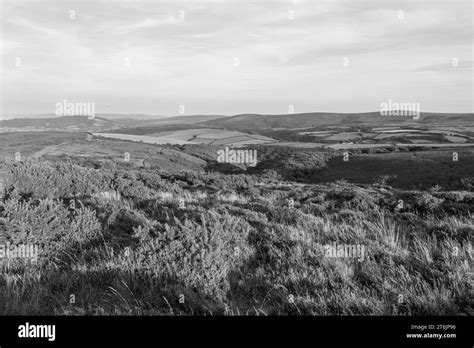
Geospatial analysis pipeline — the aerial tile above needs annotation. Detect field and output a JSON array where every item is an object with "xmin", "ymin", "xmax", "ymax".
[
  {"xmin": 295, "ymin": 126, "xmax": 474, "ymax": 146},
  {"xmin": 96, "ymin": 128, "xmax": 275, "ymax": 146},
  {"xmin": 244, "ymin": 123, "xmax": 474, "ymax": 148},
  {"xmin": 93, "ymin": 133, "xmax": 193, "ymax": 145}
]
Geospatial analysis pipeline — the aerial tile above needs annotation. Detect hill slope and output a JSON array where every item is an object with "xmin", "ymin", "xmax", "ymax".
[
  {"xmin": 0, "ymin": 116, "xmax": 126, "ymax": 132},
  {"xmin": 201, "ymin": 112, "xmax": 474, "ymax": 130}
]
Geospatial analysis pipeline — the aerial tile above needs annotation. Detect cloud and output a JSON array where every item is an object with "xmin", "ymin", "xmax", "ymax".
[
  {"xmin": 1, "ymin": 0, "xmax": 472, "ymax": 115},
  {"xmin": 415, "ymin": 60, "xmax": 473, "ymax": 72},
  {"xmin": 7, "ymin": 17, "xmax": 63, "ymax": 36},
  {"xmin": 115, "ymin": 17, "xmax": 183, "ymax": 34}
]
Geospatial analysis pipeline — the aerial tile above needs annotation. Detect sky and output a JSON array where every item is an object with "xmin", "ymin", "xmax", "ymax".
[{"xmin": 0, "ymin": 0, "xmax": 472, "ymax": 116}]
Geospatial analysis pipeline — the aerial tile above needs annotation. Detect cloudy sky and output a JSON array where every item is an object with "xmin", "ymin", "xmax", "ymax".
[{"xmin": 1, "ymin": 0, "xmax": 472, "ymax": 116}]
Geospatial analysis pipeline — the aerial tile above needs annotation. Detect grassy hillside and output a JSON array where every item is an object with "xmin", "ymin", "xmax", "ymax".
[
  {"xmin": 201, "ymin": 112, "xmax": 474, "ymax": 130},
  {"xmin": 106, "ymin": 115, "xmax": 228, "ymax": 127},
  {"xmin": 107, "ymin": 124, "xmax": 210, "ymax": 135},
  {"xmin": 0, "ymin": 132, "xmax": 86, "ymax": 158}
]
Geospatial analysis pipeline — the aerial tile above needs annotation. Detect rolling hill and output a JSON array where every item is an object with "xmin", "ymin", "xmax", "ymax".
[
  {"xmin": 114, "ymin": 114, "xmax": 228, "ymax": 127},
  {"xmin": 0, "ymin": 116, "xmax": 127, "ymax": 132},
  {"xmin": 200, "ymin": 112, "xmax": 474, "ymax": 130},
  {"xmin": 0, "ymin": 114, "xmax": 228, "ymax": 131}
]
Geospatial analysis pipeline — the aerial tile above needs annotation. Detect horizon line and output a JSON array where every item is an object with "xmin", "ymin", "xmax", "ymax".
[{"xmin": 1, "ymin": 109, "xmax": 474, "ymax": 120}]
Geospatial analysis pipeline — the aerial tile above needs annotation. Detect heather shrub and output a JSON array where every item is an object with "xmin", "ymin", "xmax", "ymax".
[
  {"xmin": 1, "ymin": 197, "xmax": 70, "ymax": 245},
  {"xmin": 0, "ymin": 196, "xmax": 102, "ymax": 262},
  {"xmin": 411, "ymin": 192, "xmax": 444, "ymax": 213},
  {"xmin": 111, "ymin": 171, "xmax": 156, "ymax": 199},
  {"xmin": 1, "ymin": 161, "xmax": 112, "ymax": 198},
  {"xmin": 136, "ymin": 211, "xmax": 254, "ymax": 300}
]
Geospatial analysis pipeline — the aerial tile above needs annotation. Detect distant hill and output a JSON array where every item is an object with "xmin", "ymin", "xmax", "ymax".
[
  {"xmin": 89, "ymin": 113, "xmax": 166, "ymax": 120},
  {"xmin": 0, "ymin": 116, "xmax": 126, "ymax": 132},
  {"xmin": 84, "ymin": 114, "xmax": 227, "ymax": 127},
  {"xmin": 141, "ymin": 115, "xmax": 227, "ymax": 125},
  {"xmin": 200, "ymin": 112, "xmax": 474, "ymax": 130},
  {"xmin": 1, "ymin": 113, "xmax": 224, "ymax": 122},
  {"xmin": 0, "ymin": 113, "xmax": 167, "ymax": 121}
]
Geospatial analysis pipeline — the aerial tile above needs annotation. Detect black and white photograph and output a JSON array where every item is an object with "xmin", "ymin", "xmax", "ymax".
[{"xmin": 0, "ymin": 0, "xmax": 473, "ymax": 345}]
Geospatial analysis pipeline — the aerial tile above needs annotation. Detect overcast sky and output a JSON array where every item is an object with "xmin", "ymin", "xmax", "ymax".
[{"xmin": 1, "ymin": 0, "xmax": 472, "ymax": 116}]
